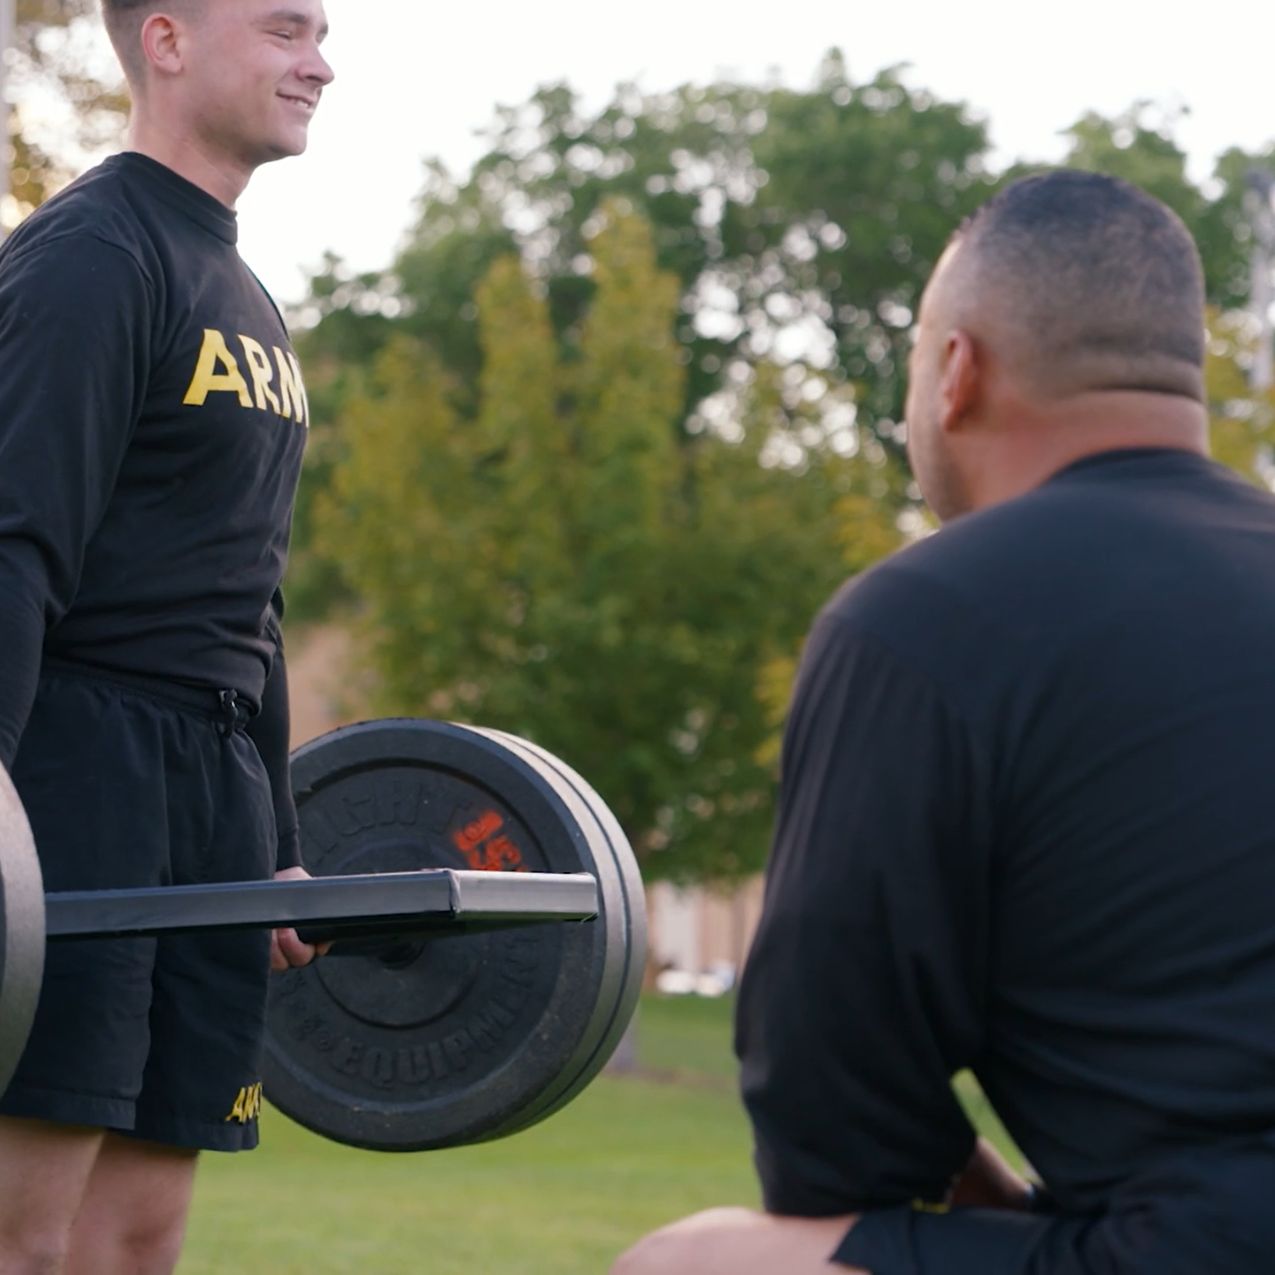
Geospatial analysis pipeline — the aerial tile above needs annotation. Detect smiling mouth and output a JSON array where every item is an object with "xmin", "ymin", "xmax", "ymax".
[{"xmin": 280, "ymin": 94, "xmax": 317, "ymax": 113}]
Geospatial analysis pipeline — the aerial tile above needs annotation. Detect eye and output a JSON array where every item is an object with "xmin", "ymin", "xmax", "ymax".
[{"xmin": 271, "ymin": 29, "xmax": 295, "ymax": 40}]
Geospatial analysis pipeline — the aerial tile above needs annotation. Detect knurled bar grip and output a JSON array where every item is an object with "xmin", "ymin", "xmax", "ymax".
[{"xmin": 43, "ymin": 869, "xmax": 600, "ymax": 942}]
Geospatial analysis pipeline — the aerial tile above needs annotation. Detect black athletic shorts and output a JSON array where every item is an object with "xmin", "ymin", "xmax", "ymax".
[{"xmin": 0, "ymin": 660, "xmax": 277, "ymax": 1152}]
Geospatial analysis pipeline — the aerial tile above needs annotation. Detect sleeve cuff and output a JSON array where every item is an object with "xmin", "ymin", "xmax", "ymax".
[
  {"xmin": 834, "ymin": 1205, "xmax": 1052, "ymax": 1274},
  {"xmin": 275, "ymin": 824, "xmax": 302, "ymax": 872}
]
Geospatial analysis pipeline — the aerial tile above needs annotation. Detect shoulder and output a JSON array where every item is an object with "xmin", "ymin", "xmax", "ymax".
[
  {"xmin": 816, "ymin": 497, "xmax": 1043, "ymax": 647},
  {"xmin": 821, "ymin": 454, "xmax": 1222, "ymax": 638},
  {"xmin": 2, "ymin": 160, "xmax": 158, "ymax": 287},
  {"xmin": 812, "ymin": 449, "xmax": 1275, "ymax": 695},
  {"xmin": 807, "ymin": 467, "xmax": 1141, "ymax": 698}
]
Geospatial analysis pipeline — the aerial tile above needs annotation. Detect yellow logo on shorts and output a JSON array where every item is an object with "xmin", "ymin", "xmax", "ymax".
[
  {"xmin": 910, "ymin": 1197, "xmax": 951, "ymax": 1215},
  {"xmin": 225, "ymin": 1082, "xmax": 263, "ymax": 1124}
]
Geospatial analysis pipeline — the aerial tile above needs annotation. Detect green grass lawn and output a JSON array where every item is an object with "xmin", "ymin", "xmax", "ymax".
[
  {"xmin": 627, "ymin": 991, "xmax": 742, "ymax": 1081},
  {"xmin": 180, "ymin": 994, "xmax": 1019, "ymax": 1273}
]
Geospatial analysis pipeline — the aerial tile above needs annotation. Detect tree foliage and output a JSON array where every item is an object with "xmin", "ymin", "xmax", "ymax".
[
  {"xmin": 317, "ymin": 208, "xmax": 901, "ymax": 881},
  {"xmin": 291, "ymin": 53, "xmax": 997, "ymax": 661},
  {"xmin": 300, "ymin": 54, "xmax": 998, "ymax": 461},
  {"xmin": 295, "ymin": 66, "xmax": 1275, "ymax": 591},
  {"xmin": 1207, "ymin": 310, "xmax": 1275, "ymax": 481}
]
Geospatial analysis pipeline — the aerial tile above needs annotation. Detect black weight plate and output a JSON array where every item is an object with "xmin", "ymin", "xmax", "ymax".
[
  {"xmin": 470, "ymin": 728, "xmax": 646, "ymax": 1135},
  {"xmin": 0, "ymin": 767, "xmax": 45, "ymax": 1095},
  {"xmin": 263, "ymin": 719, "xmax": 631, "ymax": 1151}
]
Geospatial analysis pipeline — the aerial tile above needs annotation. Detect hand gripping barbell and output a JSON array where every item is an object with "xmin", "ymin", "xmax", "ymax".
[{"xmin": 0, "ymin": 719, "xmax": 647, "ymax": 1151}]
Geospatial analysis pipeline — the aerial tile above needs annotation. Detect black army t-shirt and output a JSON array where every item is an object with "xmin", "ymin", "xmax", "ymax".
[
  {"xmin": 0, "ymin": 154, "xmax": 307, "ymax": 856},
  {"xmin": 737, "ymin": 449, "xmax": 1275, "ymax": 1274}
]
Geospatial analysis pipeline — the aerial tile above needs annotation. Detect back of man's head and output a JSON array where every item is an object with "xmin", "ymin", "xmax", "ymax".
[{"xmin": 942, "ymin": 170, "xmax": 1206, "ymax": 403}]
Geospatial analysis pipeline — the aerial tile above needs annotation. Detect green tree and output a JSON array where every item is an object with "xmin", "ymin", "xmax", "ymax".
[
  {"xmin": 290, "ymin": 56, "xmax": 993, "ymax": 619},
  {"xmin": 318, "ymin": 208, "xmax": 897, "ymax": 881},
  {"xmin": 1206, "ymin": 309, "xmax": 1275, "ymax": 480},
  {"xmin": 1200, "ymin": 142, "xmax": 1275, "ymax": 313},
  {"xmin": 305, "ymin": 55, "xmax": 996, "ymax": 451}
]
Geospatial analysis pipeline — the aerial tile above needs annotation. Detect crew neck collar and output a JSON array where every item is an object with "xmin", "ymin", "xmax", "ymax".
[
  {"xmin": 108, "ymin": 152, "xmax": 239, "ymax": 246},
  {"xmin": 1050, "ymin": 447, "xmax": 1213, "ymax": 482}
]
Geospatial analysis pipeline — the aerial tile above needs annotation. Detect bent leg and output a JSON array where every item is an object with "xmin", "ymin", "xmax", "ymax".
[
  {"xmin": 0, "ymin": 1117, "xmax": 106, "ymax": 1274},
  {"xmin": 66, "ymin": 1135, "xmax": 198, "ymax": 1275},
  {"xmin": 611, "ymin": 1206, "xmax": 864, "ymax": 1275}
]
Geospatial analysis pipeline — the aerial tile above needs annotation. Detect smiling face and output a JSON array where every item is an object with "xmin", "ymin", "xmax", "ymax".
[{"xmin": 168, "ymin": 0, "xmax": 334, "ymax": 170}]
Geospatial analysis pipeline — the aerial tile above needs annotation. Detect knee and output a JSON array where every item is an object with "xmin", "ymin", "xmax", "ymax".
[
  {"xmin": 611, "ymin": 1237, "xmax": 657, "ymax": 1275},
  {"xmin": 0, "ymin": 1222, "xmax": 74, "ymax": 1275},
  {"xmin": 109, "ymin": 1213, "xmax": 188, "ymax": 1275},
  {"xmin": 71, "ymin": 1201, "xmax": 189, "ymax": 1275}
]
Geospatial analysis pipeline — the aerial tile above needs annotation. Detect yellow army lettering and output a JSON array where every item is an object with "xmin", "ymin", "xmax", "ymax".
[
  {"xmin": 238, "ymin": 335, "xmax": 281, "ymax": 414},
  {"xmin": 274, "ymin": 346, "xmax": 309, "ymax": 427},
  {"xmin": 182, "ymin": 328, "xmax": 308, "ymax": 427},
  {"xmin": 182, "ymin": 328, "xmax": 251, "ymax": 408},
  {"xmin": 224, "ymin": 1081, "xmax": 263, "ymax": 1124}
]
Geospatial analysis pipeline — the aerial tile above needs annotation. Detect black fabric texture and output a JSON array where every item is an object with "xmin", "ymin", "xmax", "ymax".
[
  {"xmin": 0, "ymin": 151, "xmax": 306, "ymax": 848},
  {"xmin": 1, "ymin": 667, "xmax": 275, "ymax": 1151},
  {"xmin": 736, "ymin": 448, "xmax": 1275, "ymax": 1274},
  {"xmin": 247, "ymin": 593, "xmax": 300, "ymax": 870}
]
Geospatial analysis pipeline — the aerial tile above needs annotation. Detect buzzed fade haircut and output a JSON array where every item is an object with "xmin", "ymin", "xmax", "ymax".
[
  {"xmin": 100, "ymin": 0, "xmax": 200, "ymax": 83},
  {"xmin": 948, "ymin": 170, "xmax": 1206, "ymax": 401}
]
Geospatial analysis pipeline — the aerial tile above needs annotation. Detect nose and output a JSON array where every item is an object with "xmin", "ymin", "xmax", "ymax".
[{"xmin": 302, "ymin": 44, "xmax": 335, "ymax": 87}]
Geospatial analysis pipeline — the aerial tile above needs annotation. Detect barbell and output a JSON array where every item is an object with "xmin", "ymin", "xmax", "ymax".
[{"xmin": 0, "ymin": 718, "xmax": 647, "ymax": 1151}]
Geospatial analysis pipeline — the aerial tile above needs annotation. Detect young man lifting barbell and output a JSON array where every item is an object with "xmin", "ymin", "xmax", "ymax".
[{"xmin": 0, "ymin": 3, "xmax": 331, "ymax": 1270}]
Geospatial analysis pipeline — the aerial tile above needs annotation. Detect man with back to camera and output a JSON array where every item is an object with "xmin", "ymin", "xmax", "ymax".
[
  {"xmin": 0, "ymin": 2, "xmax": 333, "ymax": 1270},
  {"xmin": 613, "ymin": 170, "xmax": 1275, "ymax": 1275}
]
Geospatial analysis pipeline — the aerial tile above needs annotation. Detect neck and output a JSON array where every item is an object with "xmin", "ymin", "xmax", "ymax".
[
  {"xmin": 963, "ymin": 392, "xmax": 1211, "ymax": 513},
  {"xmin": 126, "ymin": 110, "xmax": 252, "ymax": 209}
]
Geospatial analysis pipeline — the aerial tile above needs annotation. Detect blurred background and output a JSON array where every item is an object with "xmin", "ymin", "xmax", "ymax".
[
  {"xmin": 4, "ymin": 0, "xmax": 1275, "ymax": 993},
  {"xmin": 3, "ymin": 7, "xmax": 1275, "ymax": 1265}
]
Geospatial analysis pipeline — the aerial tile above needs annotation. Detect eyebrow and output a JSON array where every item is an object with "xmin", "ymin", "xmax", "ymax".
[{"xmin": 262, "ymin": 9, "xmax": 330, "ymax": 40}]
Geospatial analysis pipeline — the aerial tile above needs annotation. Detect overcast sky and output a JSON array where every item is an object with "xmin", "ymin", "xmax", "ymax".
[{"xmin": 220, "ymin": 0, "xmax": 1275, "ymax": 302}]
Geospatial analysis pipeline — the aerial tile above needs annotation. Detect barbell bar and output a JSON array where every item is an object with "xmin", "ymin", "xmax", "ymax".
[{"xmin": 43, "ymin": 868, "xmax": 599, "ymax": 943}]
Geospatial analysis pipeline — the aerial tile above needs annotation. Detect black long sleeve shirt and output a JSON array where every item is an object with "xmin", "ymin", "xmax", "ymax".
[
  {"xmin": 0, "ymin": 153, "xmax": 307, "ymax": 867},
  {"xmin": 737, "ymin": 449, "xmax": 1275, "ymax": 1274}
]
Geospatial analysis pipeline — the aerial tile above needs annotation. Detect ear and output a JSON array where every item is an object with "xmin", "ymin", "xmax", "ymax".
[
  {"xmin": 139, "ymin": 14, "xmax": 184, "ymax": 78},
  {"xmin": 938, "ymin": 330, "xmax": 980, "ymax": 433}
]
